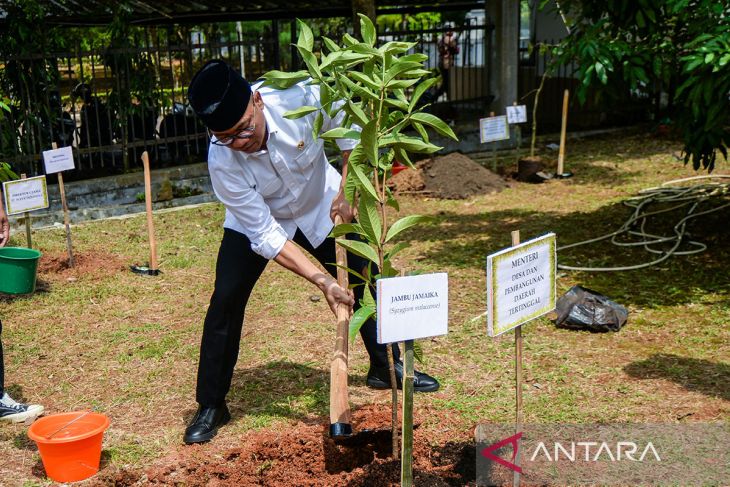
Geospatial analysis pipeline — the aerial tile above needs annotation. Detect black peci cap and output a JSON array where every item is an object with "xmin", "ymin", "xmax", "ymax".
[{"xmin": 187, "ymin": 60, "xmax": 252, "ymax": 132}]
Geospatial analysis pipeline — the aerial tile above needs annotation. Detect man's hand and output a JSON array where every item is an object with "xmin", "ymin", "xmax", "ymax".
[
  {"xmin": 330, "ymin": 189, "xmax": 354, "ymax": 224},
  {"xmin": 320, "ymin": 275, "xmax": 354, "ymax": 317},
  {"xmin": 0, "ymin": 204, "xmax": 9, "ymax": 248}
]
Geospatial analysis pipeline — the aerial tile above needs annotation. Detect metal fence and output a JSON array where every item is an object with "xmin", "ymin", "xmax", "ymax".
[
  {"xmin": 0, "ymin": 26, "xmax": 284, "ymax": 179},
  {"xmin": 0, "ymin": 17, "xmax": 493, "ymax": 180},
  {"xmin": 378, "ymin": 16, "xmax": 493, "ymax": 113}
]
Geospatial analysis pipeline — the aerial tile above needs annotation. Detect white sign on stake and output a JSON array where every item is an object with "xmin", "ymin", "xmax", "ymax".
[
  {"xmin": 2, "ymin": 176, "xmax": 49, "ymax": 215},
  {"xmin": 506, "ymin": 105, "xmax": 528, "ymax": 124},
  {"xmin": 480, "ymin": 115, "xmax": 510, "ymax": 143},
  {"xmin": 377, "ymin": 273, "xmax": 449, "ymax": 344},
  {"xmin": 42, "ymin": 146, "xmax": 75, "ymax": 174},
  {"xmin": 486, "ymin": 233, "xmax": 556, "ymax": 337}
]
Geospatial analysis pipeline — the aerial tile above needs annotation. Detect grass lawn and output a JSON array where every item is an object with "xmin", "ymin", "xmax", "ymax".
[{"xmin": 0, "ymin": 131, "xmax": 728, "ymax": 485}]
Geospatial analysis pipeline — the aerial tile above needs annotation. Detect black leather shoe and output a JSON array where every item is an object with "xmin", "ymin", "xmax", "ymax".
[
  {"xmin": 367, "ymin": 361, "xmax": 440, "ymax": 392},
  {"xmin": 183, "ymin": 403, "xmax": 231, "ymax": 444}
]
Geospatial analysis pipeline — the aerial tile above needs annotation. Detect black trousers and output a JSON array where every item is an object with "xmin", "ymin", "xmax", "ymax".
[{"xmin": 196, "ymin": 227, "xmax": 400, "ymax": 407}]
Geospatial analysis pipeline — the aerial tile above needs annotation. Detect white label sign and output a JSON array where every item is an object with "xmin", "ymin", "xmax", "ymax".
[
  {"xmin": 377, "ymin": 273, "xmax": 448, "ymax": 344},
  {"xmin": 42, "ymin": 146, "xmax": 75, "ymax": 174},
  {"xmin": 2, "ymin": 176, "xmax": 50, "ymax": 215},
  {"xmin": 480, "ymin": 115, "xmax": 510, "ymax": 143},
  {"xmin": 506, "ymin": 105, "xmax": 528, "ymax": 124},
  {"xmin": 486, "ymin": 233, "xmax": 556, "ymax": 337}
]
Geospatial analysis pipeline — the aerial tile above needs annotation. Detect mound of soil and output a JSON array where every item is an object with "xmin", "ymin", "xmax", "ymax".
[
  {"xmin": 37, "ymin": 251, "xmax": 127, "ymax": 282},
  {"xmin": 390, "ymin": 153, "xmax": 508, "ymax": 199},
  {"xmin": 99, "ymin": 405, "xmax": 475, "ymax": 486}
]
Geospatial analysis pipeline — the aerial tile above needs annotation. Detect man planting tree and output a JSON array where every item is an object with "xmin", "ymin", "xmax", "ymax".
[{"xmin": 183, "ymin": 60, "xmax": 439, "ymax": 445}]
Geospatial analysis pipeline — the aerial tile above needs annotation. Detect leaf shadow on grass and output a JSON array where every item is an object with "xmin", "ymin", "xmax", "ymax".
[
  {"xmin": 227, "ymin": 361, "xmax": 367, "ymax": 421},
  {"xmin": 624, "ymin": 354, "xmax": 730, "ymax": 401},
  {"xmin": 397, "ymin": 202, "xmax": 730, "ymax": 308}
]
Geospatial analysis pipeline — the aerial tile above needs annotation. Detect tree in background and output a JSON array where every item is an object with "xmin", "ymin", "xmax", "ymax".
[{"xmin": 552, "ymin": 0, "xmax": 729, "ymax": 170}]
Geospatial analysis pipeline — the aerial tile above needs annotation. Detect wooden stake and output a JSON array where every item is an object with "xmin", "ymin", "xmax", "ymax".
[
  {"xmin": 20, "ymin": 174, "xmax": 32, "ymax": 249},
  {"xmin": 329, "ymin": 214, "xmax": 352, "ymax": 436},
  {"xmin": 490, "ymin": 111, "xmax": 497, "ymax": 172},
  {"xmin": 557, "ymin": 89, "xmax": 569, "ymax": 175},
  {"xmin": 401, "ymin": 338, "xmax": 414, "ymax": 487},
  {"xmin": 512, "ymin": 230, "xmax": 523, "ymax": 487},
  {"xmin": 141, "ymin": 152, "xmax": 158, "ymax": 271},
  {"xmin": 513, "ymin": 102, "xmax": 522, "ymax": 164},
  {"xmin": 52, "ymin": 144, "xmax": 75, "ymax": 267}
]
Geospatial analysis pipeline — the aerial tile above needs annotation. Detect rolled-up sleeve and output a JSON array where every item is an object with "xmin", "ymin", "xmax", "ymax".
[{"xmin": 209, "ymin": 155, "xmax": 288, "ymax": 260}]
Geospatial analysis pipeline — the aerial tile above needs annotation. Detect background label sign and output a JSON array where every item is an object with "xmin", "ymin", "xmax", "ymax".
[
  {"xmin": 506, "ymin": 105, "xmax": 528, "ymax": 124},
  {"xmin": 42, "ymin": 146, "xmax": 75, "ymax": 174},
  {"xmin": 480, "ymin": 115, "xmax": 510, "ymax": 143},
  {"xmin": 377, "ymin": 273, "xmax": 448, "ymax": 343},
  {"xmin": 3, "ymin": 176, "xmax": 50, "ymax": 215},
  {"xmin": 487, "ymin": 233, "xmax": 556, "ymax": 336}
]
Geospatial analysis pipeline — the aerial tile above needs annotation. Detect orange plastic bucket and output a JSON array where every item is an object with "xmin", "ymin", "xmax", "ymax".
[{"xmin": 27, "ymin": 411, "xmax": 110, "ymax": 483}]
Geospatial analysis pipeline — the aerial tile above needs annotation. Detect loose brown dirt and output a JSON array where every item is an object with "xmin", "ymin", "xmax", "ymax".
[
  {"xmin": 96, "ymin": 405, "xmax": 476, "ymax": 486},
  {"xmin": 36, "ymin": 250, "xmax": 127, "ymax": 282},
  {"xmin": 390, "ymin": 153, "xmax": 508, "ymax": 199}
]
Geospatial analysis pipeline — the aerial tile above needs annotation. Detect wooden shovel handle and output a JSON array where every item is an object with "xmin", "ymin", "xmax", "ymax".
[{"xmin": 330, "ymin": 214, "xmax": 351, "ymax": 428}]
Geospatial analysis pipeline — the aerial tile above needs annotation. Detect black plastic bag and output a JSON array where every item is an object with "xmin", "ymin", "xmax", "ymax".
[{"xmin": 555, "ymin": 285, "xmax": 628, "ymax": 332}]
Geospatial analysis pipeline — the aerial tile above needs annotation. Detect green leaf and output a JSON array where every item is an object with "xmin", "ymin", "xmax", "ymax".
[
  {"xmin": 336, "ymin": 238, "xmax": 379, "ymax": 265},
  {"xmin": 362, "ymin": 283, "xmax": 376, "ymax": 309},
  {"xmin": 358, "ymin": 191, "xmax": 382, "ymax": 244},
  {"xmin": 380, "ymin": 134, "xmax": 442, "ymax": 153},
  {"xmin": 358, "ymin": 13, "xmax": 377, "ymax": 47},
  {"xmin": 350, "ymin": 71, "xmax": 382, "ymax": 92},
  {"xmin": 410, "ymin": 112, "xmax": 458, "ymax": 140},
  {"xmin": 379, "ymin": 41, "xmax": 417, "ymax": 54},
  {"xmin": 385, "ymin": 215, "xmax": 431, "ymax": 242},
  {"xmin": 384, "ymin": 98, "xmax": 409, "ymax": 111},
  {"xmin": 387, "ymin": 78, "xmax": 420, "ymax": 89},
  {"xmin": 296, "ymin": 19, "xmax": 314, "ymax": 51},
  {"xmin": 346, "ymin": 100, "xmax": 369, "ymax": 127},
  {"xmin": 412, "ymin": 121, "xmax": 429, "ymax": 143},
  {"xmin": 332, "ymin": 263, "xmax": 369, "ymax": 284},
  {"xmin": 320, "ymin": 127, "xmax": 361, "ymax": 140},
  {"xmin": 322, "ymin": 36, "xmax": 340, "ymax": 53},
  {"xmin": 341, "ymin": 75, "xmax": 380, "ymax": 102},
  {"xmin": 260, "ymin": 70, "xmax": 310, "ymax": 89},
  {"xmin": 283, "ymin": 105, "xmax": 319, "ymax": 119},
  {"xmin": 297, "ymin": 46, "xmax": 323, "ymax": 79},
  {"xmin": 413, "ymin": 341, "xmax": 424, "ymax": 364},
  {"xmin": 349, "ymin": 305, "xmax": 375, "ymax": 343},
  {"xmin": 312, "ymin": 111, "xmax": 323, "ymax": 140},
  {"xmin": 348, "ymin": 158, "xmax": 380, "ymax": 201},
  {"xmin": 705, "ymin": 53, "xmax": 715, "ymax": 64},
  {"xmin": 409, "ymin": 78, "xmax": 438, "ymax": 111},
  {"xmin": 330, "ymin": 222, "xmax": 364, "ymax": 238},
  {"xmin": 361, "ymin": 120, "xmax": 379, "ymax": 166},
  {"xmin": 384, "ymin": 61, "xmax": 424, "ymax": 83},
  {"xmin": 398, "ymin": 53, "xmax": 428, "ymax": 64},
  {"xmin": 384, "ymin": 241, "xmax": 409, "ymax": 260}
]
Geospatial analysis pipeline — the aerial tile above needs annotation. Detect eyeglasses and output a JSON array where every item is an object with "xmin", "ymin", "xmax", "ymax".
[{"xmin": 209, "ymin": 103, "xmax": 257, "ymax": 146}]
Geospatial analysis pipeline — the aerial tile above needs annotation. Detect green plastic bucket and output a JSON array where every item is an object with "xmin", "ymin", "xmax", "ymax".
[{"xmin": 0, "ymin": 247, "xmax": 42, "ymax": 294}]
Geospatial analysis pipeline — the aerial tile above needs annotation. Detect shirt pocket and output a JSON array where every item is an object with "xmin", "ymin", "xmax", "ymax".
[
  {"xmin": 253, "ymin": 169, "xmax": 283, "ymax": 197},
  {"xmin": 293, "ymin": 135, "xmax": 325, "ymax": 172}
]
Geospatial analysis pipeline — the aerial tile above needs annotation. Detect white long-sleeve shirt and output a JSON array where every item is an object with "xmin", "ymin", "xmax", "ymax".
[{"xmin": 207, "ymin": 81, "xmax": 357, "ymax": 259}]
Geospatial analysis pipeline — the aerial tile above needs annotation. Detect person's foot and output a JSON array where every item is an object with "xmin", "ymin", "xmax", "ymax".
[
  {"xmin": 183, "ymin": 403, "xmax": 231, "ymax": 444},
  {"xmin": 0, "ymin": 392, "xmax": 44, "ymax": 423},
  {"xmin": 366, "ymin": 361, "xmax": 440, "ymax": 392}
]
